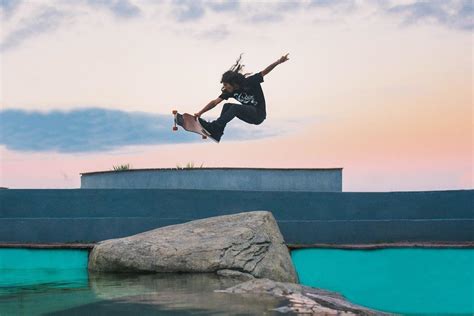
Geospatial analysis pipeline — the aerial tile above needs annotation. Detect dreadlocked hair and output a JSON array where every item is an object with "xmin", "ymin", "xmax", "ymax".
[{"xmin": 220, "ymin": 53, "xmax": 253, "ymax": 92}]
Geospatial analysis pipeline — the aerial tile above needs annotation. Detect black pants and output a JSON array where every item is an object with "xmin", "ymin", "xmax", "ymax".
[{"xmin": 214, "ymin": 103, "xmax": 266, "ymax": 129}]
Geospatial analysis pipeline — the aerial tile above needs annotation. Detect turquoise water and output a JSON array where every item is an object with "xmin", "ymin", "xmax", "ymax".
[
  {"xmin": 2, "ymin": 248, "xmax": 473, "ymax": 314},
  {"xmin": 0, "ymin": 249, "xmax": 88, "ymax": 270},
  {"xmin": 0, "ymin": 249, "xmax": 88, "ymax": 291},
  {"xmin": 0, "ymin": 249, "xmax": 287, "ymax": 315},
  {"xmin": 291, "ymin": 248, "xmax": 474, "ymax": 314}
]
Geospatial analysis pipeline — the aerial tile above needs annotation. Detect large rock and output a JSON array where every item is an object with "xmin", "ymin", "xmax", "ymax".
[{"xmin": 88, "ymin": 211, "xmax": 298, "ymax": 283}]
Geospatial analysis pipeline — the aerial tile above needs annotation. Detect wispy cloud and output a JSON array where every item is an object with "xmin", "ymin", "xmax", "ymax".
[
  {"xmin": 0, "ymin": 0, "xmax": 141, "ymax": 52},
  {"xmin": 86, "ymin": 0, "xmax": 141, "ymax": 18},
  {"xmin": 0, "ymin": 7, "xmax": 65, "ymax": 51},
  {"xmin": 381, "ymin": 0, "xmax": 473, "ymax": 31},
  {"xmin": 170, "ymin": 0, "xmax": 240, "ymax": 22},
  {"xmin": 198, "ymin": 24, "xmax": 230, "ymax": 41},
  {"xmin": 172, "ymin": 0, "xmax": 206, "ymax": 22},
  {"xmin": 206, "ymin": 0, "xmax": 240, "ymax": 12},
  {"xmin": 0, "ymin": 0, "xmax": 21, "ymax": 18},
  {"xmin": 1, "ymin": 0, "xmax": 471, "ymax": 52},
  {"xmin": 0, "ymin": 0, "xmax": 22, "ymax": 18},
  {"xmin": 0, "ymin": 107, "xmax": 310, "ymax": 153},
  {"xmin": 247, "ymin": 12, "xmax": 285, "ymax": 24},
  {"xmin": 309, "ymin": 0, "xmax": 356, "ymax": 11}
]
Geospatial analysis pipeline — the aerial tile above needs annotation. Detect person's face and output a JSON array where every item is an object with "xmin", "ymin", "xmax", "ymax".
[{"xmin": 223, "ymin": 82, "xmax": 239, "ymax": 93}]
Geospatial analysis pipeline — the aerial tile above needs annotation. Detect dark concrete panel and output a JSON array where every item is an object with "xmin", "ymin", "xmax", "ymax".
[
  {"xmin": 0, "ymin": 189, "xmax": 472, "ymax": 244},
  {"xmin": 1, "ymin": 189, "xmax": 472, "ymax": 219}
]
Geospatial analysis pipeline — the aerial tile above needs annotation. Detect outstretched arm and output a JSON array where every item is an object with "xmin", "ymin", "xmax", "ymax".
[
  {"xmin": 261, "ymin": 53, "xmax": 289, "ymax": 77},
  {"xmin": 195, "ymin": 97, "xmax": 224, "ymax": 117}
]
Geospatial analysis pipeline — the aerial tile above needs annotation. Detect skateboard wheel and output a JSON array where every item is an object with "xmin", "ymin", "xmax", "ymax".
[
  {"xmin": 172, "ymin": 126, "xmax": 178, "ymax": 131},
  {"xmin": 172, "ymin": 110, "xmax": 177, "ymax": 114}
]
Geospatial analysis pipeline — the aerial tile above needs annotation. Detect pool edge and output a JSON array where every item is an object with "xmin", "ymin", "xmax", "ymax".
[{"xmin": 1, "ymin": 242, "xmax": 473, "ymax": 250}]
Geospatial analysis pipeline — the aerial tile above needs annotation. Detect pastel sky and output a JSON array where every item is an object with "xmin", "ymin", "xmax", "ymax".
[{"xmin": 0, "ymin": 0, "xmax": 472, "ymax": 191}]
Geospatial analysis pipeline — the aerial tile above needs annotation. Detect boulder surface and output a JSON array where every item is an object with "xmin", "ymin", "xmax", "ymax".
[
  {"xmin": 217, "ymin": 278, "xmax": 392, "ymax": 315},
  {"xmin": 89, "ymin": 211, "xmax": 298, "ymax": 283}
]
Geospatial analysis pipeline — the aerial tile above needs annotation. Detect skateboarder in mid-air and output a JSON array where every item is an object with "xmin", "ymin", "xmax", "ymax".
[{"xmin": 194, "ymin": 53, "xmax": 290, "ymax": 142}]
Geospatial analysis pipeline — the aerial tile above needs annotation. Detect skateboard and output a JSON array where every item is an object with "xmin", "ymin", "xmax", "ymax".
[{"xmin": 172, "ymin": 110, "xmax": 218, "ymax": 143}]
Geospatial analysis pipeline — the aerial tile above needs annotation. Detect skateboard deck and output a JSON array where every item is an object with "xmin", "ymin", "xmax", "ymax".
[{"xmin": 172, "ymin": 110, "xmax": 218, "ymax": 143}]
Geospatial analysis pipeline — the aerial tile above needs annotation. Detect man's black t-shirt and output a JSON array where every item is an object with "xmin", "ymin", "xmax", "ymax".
[{"xmin": 218, "ymin": 72, "xmax": 266, "ymax": 114}]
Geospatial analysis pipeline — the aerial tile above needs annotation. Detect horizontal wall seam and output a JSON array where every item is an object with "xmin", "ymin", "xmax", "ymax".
[{"xmin": 0, "ymin": 217, "xmax": 472, "ymax": 222}]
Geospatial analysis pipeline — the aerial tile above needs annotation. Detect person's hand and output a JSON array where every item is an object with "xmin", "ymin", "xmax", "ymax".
[{"xmin": 278, "ymin": 53, "xmax": 289, "ymax": 64}]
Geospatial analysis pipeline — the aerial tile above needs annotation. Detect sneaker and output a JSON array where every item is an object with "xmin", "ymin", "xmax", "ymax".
[
  {"xmin": 198, "ymin": 118, "xmax": 223, "ymax": 142},
  {"xmin": 209, "ymin": 121, "xmax": 225, "ymax": 142},
  {"xmin": 197, "ymin": 117, "xmax": 211, "ymax": 134},
  {"xmin": 211, "ymin": 128, "xmax": 223, "ymax": 142}
]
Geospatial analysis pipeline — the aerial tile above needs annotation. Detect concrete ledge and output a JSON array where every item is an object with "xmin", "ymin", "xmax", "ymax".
[
  {"xmin": 287, "ymin": 242, "xmax": 474, "ymax": 250},
  {"xmin": 80, "ymin": 167, "xmax": 343, "ymax": 192},
  {"xmin": 0, "ymin": 243, "xmax": 95, "ymax": 249}
]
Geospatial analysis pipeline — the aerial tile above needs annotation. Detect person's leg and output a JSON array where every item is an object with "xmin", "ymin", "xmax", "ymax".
[
  {"xmin": 220, "ymin": 102, "xmax": 234, "ymax": 117},
  {"xmin": 235, "ymin": 105, "xmax": 265, "ymax": 125},
  {"xmin": 214, "ymin": 103, "xmax": 262, "ymax": 128},
  {"xmin": 198, "ymin": 103, "xmax": 265, "ymax": 142}
]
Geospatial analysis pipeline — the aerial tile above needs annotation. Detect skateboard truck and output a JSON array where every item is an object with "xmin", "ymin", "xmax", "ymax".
[{"xmin": 172, "ymin": 110, "xmax": 179, "ymax": 131}]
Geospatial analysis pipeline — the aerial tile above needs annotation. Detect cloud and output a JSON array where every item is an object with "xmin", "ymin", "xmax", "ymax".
[
  {"xmin": 242, "ymin": 0, "xmax": 356, "ymax": 24},
  {"xmin": 309, "ymin": 0, "xmax": 355, "ymax": 10},
  {"xmin": 0, "ymin": 0, "xmax": 142, "ymax": 52},
  {"xmin": 0, "ymin": 0, "xmax": 21, "ymax": 18},
  {"xmin": 1, "ymin": 0, "xmax": 470, "ymax": 52},
  {"xmin": 172, "ymin": 0, "xmax": 206, "ymax": 22},
  {"xmin": 170, "ymin": 0, "xmax": 240, "ymax": 21},
  {"xmin": 382, "ymin": 0, "xmax": 473, "ymax": 31},
  {"xmin": 206, "ymin": 0, "xmax": 240, "ymax": 12},
  {"xmin": 247, "ymin": 12, "xmax": 284, "ymax": 24},
  {"xmin": 0, "ymin": 107, "xmax": 309, "ymax": 153},
  {"xmin": 86, "ymin": 0, "xmax": 141, "ymax": 18},
  {"xmin": 0, "ymin": 7, "xmax": 65, "ymax": 51},
  {"xmin": 198, "ymin": 24, "xmax": 230, "ymax": 41}
]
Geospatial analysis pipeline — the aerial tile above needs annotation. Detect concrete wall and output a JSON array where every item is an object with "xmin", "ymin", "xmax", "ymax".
[
  {"xmin": 1, "ymin": 189, "xmax": 472, "ymax": 245},
  {"xmin": 80, "ymin": 168, "xmax": 343, "ymax": 192}
]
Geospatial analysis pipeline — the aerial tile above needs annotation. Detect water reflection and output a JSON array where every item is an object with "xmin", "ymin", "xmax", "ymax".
[
  {"xmin": 0, "ymin": 269, "xmax": 88, "ymax": 293},
  {"xmin": 0, "ymin": 272, "xmax": 290, "ymax": 315}
]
